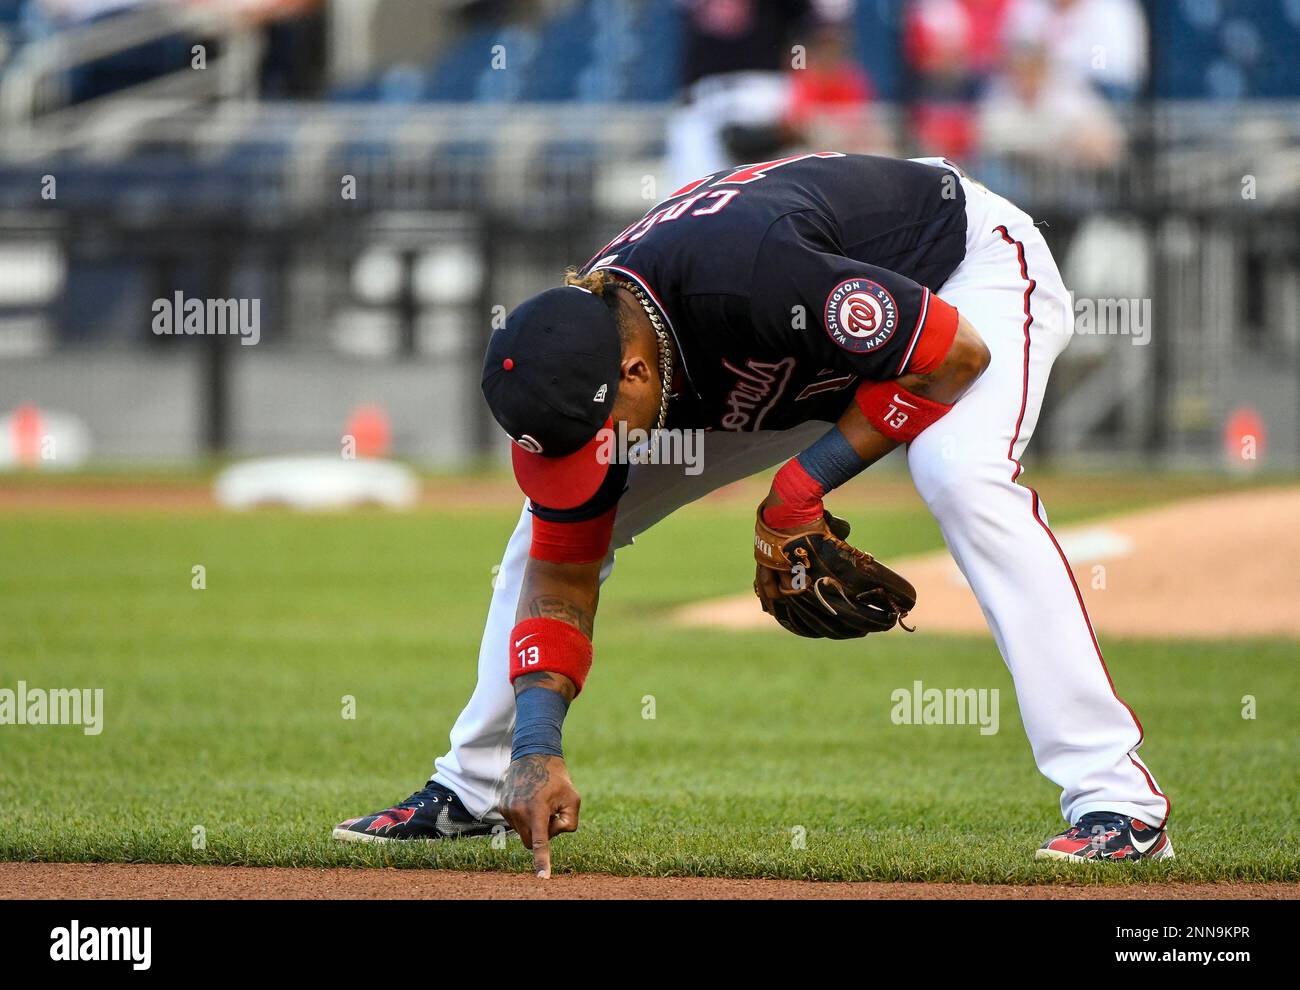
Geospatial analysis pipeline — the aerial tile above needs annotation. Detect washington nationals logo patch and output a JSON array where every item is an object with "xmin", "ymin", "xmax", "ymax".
[{"xmin": 824, "ymin": 278, "xmax": 898, "ymax": 354}]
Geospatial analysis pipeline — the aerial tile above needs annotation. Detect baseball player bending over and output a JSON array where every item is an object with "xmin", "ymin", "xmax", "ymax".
[{"xmin": 334, "ymin": 154, "xmax": 1171, "ymax": 873}]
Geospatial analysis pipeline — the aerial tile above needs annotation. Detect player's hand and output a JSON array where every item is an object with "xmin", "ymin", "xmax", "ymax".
[{"xmin": 498, "ymin": 754, "xmax": 580, "ymax": 878}]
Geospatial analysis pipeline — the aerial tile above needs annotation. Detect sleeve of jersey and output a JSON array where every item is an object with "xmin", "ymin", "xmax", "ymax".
[
  {"xmin": 526, "ymin": 462, "xmax": 628, "ymax": 564},
  {"xmin": 751, "ymin": 218, "xmax": 959, "ymax": 380}
]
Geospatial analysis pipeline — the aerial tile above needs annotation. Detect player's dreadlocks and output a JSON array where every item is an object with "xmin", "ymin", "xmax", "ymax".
[
  {"xmin": 561, "ymin": 266, "xmax": 610, "ymax": 296},
  {"xmin": 561, "ymin": 268, "xmax": 635, "ymax": 346}
]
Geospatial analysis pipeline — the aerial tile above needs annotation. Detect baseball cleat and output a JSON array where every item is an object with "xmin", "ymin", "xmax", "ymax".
[
  {"xmin": 332, "ymin": 780, "xmax": 506, "ymax": 843},
  {"xmin": 1036, "ymin": 811, "xmax": 1174, "ymax": 862}
]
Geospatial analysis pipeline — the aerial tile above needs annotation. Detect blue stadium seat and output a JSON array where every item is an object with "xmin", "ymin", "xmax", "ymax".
[
  {"xmin": 522, "ymin": 2, "xmax": 591, "ymax": 100},
  {"xmin": 425, "ymin": 25, "xmax": 501, "ymax": 101},
  {"xmin": 620, "ymin": 0, "xmax": 682, "ymax": 101},
  {"xmin": 329, "ymin": 77, "xmax": 385, "ymax": 102},
  {"xmin": 854, "ymin": 0, "xmax": 902, "ymax": 101},
  {"xmin": 1151, "ymin": 0, "xmax": 1300, "ymax": 97}
]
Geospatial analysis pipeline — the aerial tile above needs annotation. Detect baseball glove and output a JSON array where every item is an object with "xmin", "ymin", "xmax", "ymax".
[{"xmin": 753, "ymin": 509, "xmax": 917, "ymax": 639}]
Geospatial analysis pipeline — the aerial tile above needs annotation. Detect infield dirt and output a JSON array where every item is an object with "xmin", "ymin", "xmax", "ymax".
[
  {"xmin": 676, "ymin": 485, "xmax": 1300, "ymax": 639},
  {"xmin": 2, "ymin": 863, "xmax": 1295, "ymax": 900}
]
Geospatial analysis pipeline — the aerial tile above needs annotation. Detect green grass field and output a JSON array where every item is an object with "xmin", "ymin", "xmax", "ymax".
[{"xmin": 1, "ymin": 471, "xmax": 1296, "ymax": 885}]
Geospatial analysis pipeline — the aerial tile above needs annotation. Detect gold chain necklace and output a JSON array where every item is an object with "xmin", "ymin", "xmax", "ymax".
[{"xmin": 613, "ymin": 278, "xmax": 674, "ymax": 431}]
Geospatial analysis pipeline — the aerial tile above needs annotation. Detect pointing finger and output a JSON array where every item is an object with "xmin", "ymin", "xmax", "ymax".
[{"xmin": 529, "ymin": 806, "xmax": 554, "ymax": 878}]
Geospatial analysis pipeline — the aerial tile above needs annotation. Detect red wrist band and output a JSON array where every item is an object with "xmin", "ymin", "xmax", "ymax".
[
  {"xmin": 762, "ymin": 458, "xmax": 826, "ymax": 530},
  {"xmin": 855, "ymin": 380, "xmax": 952, "ymax": 444},
  {"xmin": 508, "ymin": 617, "xmax": 594, "ymax": 695},
  {"xmin": 529, "ymin": 506, "xmax": 617, "ymax": 564}
]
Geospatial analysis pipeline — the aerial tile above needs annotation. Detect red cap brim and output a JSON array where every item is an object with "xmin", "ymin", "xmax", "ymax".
[{"xmin": 510, "ymin": 416, "xmax": 613, "ymax": 510}]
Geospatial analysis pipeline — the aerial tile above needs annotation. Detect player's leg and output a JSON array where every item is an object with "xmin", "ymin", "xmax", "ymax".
[
  {"xmin": 427, "ymin": 422, "xmax": 827, "ymax": 822},
  {"xmin": 906, "ymin": 184, "xmax": 1170, "ymax": 832},
  {"xmin": 427, "ymin": 500, "xmax": 535, "ymax": 820}
]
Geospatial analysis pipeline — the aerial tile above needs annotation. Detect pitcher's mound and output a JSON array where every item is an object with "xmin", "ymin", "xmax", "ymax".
[{"xmin": 674, "ymin": 486, "xmax": 1300, "ymax": 639}]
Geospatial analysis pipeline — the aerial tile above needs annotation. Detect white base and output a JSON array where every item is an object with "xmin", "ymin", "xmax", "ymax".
[{"xmin": 214, "ymin": 456, "xmax": 419, "ymax": 510}]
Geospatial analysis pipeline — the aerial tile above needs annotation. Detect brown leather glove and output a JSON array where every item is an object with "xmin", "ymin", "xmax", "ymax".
[{"xmin": 754, "ymin": 509, "xmax": 917, "ymax": 639}]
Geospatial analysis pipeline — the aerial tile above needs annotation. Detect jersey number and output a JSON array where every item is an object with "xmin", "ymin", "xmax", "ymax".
[
  {"xmin": 669, "ymin": 152, "xmax": 846, "ymax": 197},
  {"xmin": 593, "ymin": 153, "xmax": 847, "ymax": 263}
]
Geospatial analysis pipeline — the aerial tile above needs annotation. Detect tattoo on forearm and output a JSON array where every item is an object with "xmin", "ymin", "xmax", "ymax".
[
  {"xmin": 514, "ymin": 670, "xmax": 576, "ymax": 701},
  {"xmin": 502, "ymin": 754, "xmax": 551, "ymax": 807},
  {"xmin": 528, "ymin": 595, "xmax": 594, "ymax": 639}
]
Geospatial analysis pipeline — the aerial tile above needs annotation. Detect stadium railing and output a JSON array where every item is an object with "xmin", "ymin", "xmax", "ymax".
[{"xmin": 0, "ymin": 100, "xmax": 1296, "ymax": 469}]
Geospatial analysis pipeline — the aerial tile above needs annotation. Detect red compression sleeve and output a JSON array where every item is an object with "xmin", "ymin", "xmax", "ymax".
[
  {"xmin": 761, "ymin": 458, "xmax": 826, "ymax": 530},
  {"xmin": 855, "ymin": 381, "xmax": 953, "ymax": 444},
  {"xmin": 508, "ymin": 617, "xmax": 593, "ymax": 695},
  {"xmin": 529, "ymin": 506, "xmax": 616, "ymax": 564}
]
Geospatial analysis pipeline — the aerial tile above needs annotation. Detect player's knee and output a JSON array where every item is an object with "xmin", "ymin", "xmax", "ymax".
[{"xmin": 910, "ymin": 452, "xmax": 1006, "ymax": 519}]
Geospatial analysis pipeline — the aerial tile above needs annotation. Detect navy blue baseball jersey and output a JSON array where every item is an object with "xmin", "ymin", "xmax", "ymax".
[{"xmin": 582, "ymin": 153, "xmax": 968, "ymax": 434}]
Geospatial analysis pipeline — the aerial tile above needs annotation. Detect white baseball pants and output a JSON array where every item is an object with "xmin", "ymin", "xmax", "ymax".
[{"xmin": 432, "ymin": 170, "xmax": 1170, "ymax": 830}]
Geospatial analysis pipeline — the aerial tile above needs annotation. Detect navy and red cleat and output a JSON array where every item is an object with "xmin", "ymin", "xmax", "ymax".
[
  {"xmin": 1036, "ymin": 811, "xmax": 1174, "ymax": 862},
  {"xmin": 333, "ymin": 780, "xmax": 506, "ymax": 844}
]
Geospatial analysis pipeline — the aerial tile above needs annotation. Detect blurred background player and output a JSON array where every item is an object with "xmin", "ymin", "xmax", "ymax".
[
  {"xmin": 1004, "ymin": 0, "xmax": 1148, "ymax": 102},
  {"xmin": 978, "ymin": 37, "xmax": 1123, "ymax": 169},
  {"xmin": 667, "ymin": 0, "xmax": 853, "ymax": 188},
  {"xmin": 783, "ymin": 16, "xmax": 883, "ymax": 154}
]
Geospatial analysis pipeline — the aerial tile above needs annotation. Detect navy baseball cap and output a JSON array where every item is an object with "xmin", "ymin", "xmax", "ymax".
[{"xmin": 482, "ymin": 285, "xmax": 622, "ymax": 509}]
